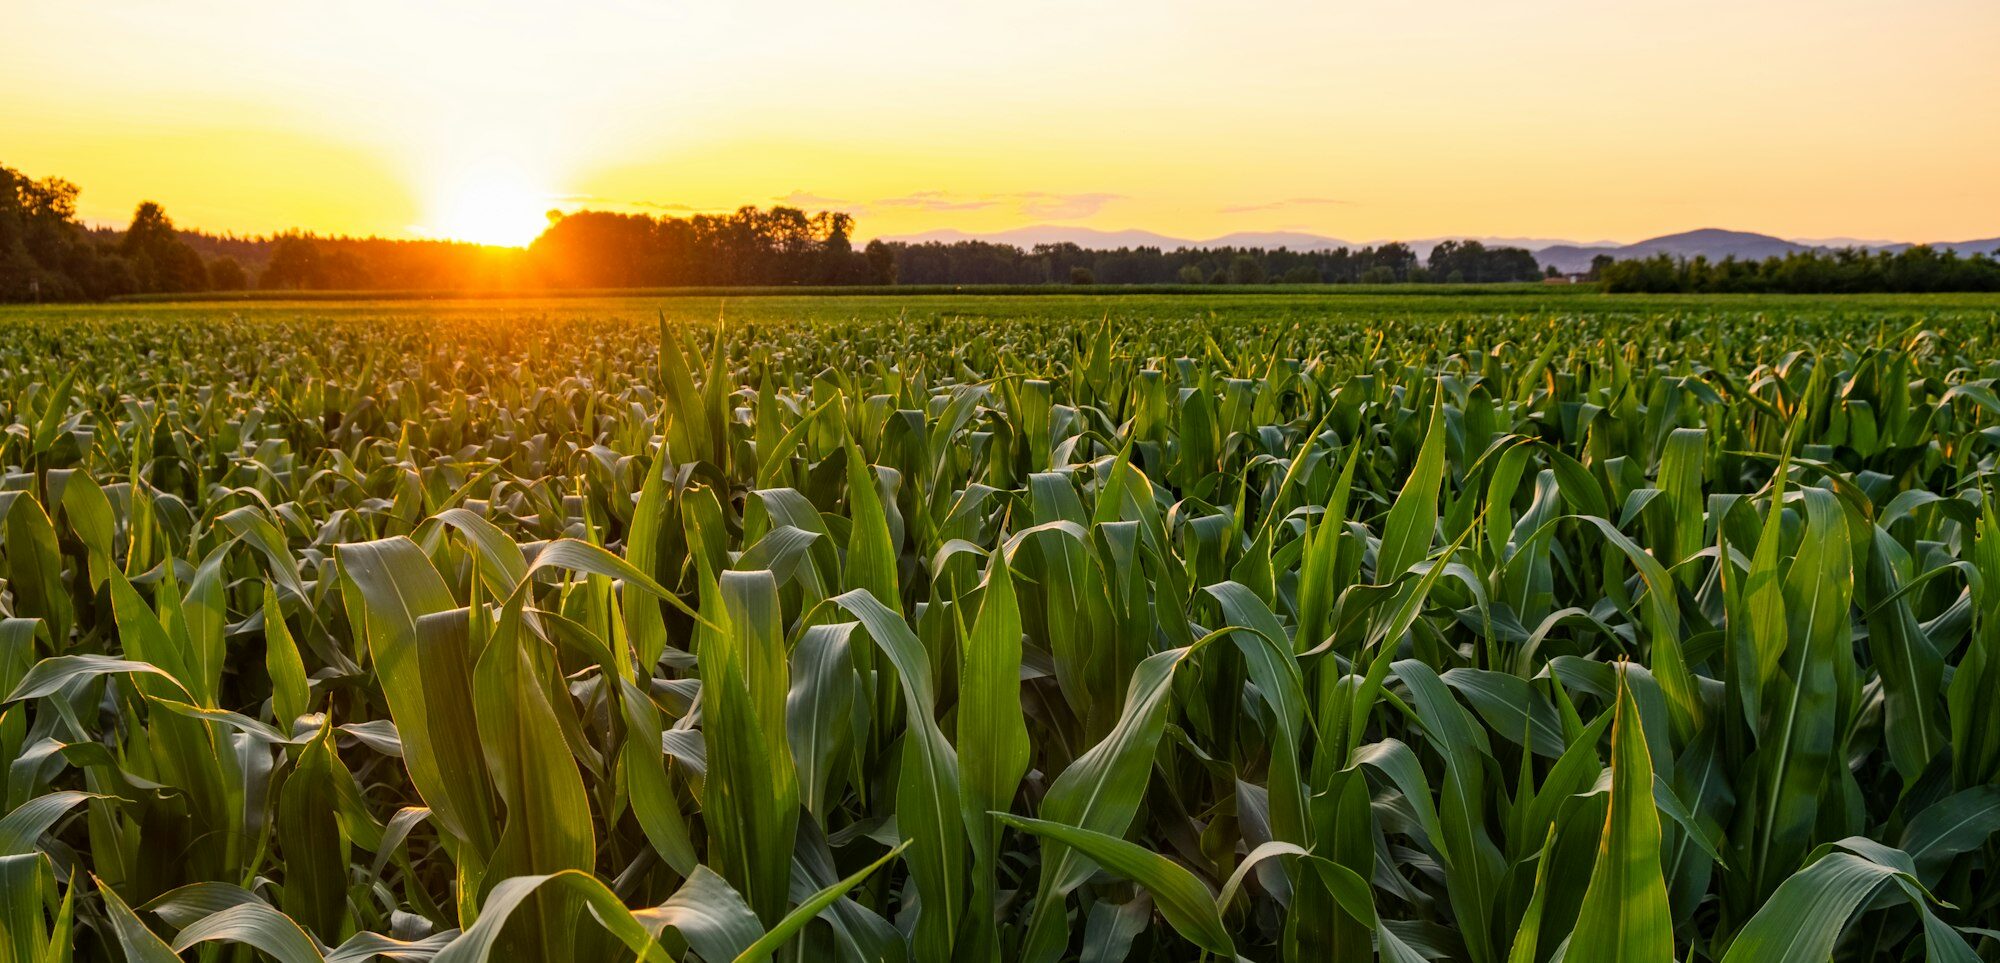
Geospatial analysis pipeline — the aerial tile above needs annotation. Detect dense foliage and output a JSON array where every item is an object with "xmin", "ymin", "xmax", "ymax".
[
  {"xmin": 0, "ymin": 169, "xmax": 184, "ymax": 302},
  {"xmin": 1602, "ymin": 246, "xmax": 2000, "ymax": 294},
  {"xmin": 529, "ymin": 209, "xmax": 891, "ymax": 288},
  {"xmin": 3, "ymin": 297, "xmax": 2000, "ymax": 962},
  {"xmin": 874, "ymin": 238, "xmax": 1543, "ymax": 286}
]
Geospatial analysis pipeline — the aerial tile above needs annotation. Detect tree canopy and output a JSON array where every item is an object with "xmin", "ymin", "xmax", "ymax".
[{"xmin": 1601, "ymin": 246, "xmax": 2000, "ymax": 293}]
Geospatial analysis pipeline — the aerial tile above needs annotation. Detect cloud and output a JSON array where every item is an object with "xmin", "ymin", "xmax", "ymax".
[
  {"xmin": 561, "ymin": 188, "xmax": 1128, "ymax": 222},
  {"xmin": 762, "ymin": 189, "xmax": 1126, "ymax": 221},
  {"xmin": 1219, "ymin": 196, "xmax": 1352, "ymax": 214},
  {"xmin": 772, "ymin": 189, "xmax": 851, "ymax": 208},
  {"xmin": 548, "ymin": 194, "xmax": 707, "ymax": 213},
  {"xmin": 872, "ymin": 190, "xmax": 999, "ymax": 213},
  {"xmin": 864, "ymin": 190, "xmax": 1123, "ymax": 218},
  {"xmin": 1015, "ymin": 191, "xmax": 1126, "ymax": 219},
  {"xmin": 772, "ymin": 188, "xmax": 1128, "ymax": 218}
]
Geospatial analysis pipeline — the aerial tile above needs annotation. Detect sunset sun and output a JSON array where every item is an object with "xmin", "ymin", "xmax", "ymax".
[{"xmin": 424, "ymin": 162, "xmax": 552, "ymax": 248}]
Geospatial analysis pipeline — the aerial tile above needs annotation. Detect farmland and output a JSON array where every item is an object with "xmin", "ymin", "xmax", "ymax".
[{"xmin": 4, "ymin": 291, "xmax": 2000, "ymax": 961}]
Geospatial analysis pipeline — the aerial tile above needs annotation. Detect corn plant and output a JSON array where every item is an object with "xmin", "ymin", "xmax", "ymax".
[{"xmin": 0, "ymin": 300, "xmax": 1998, "ymax": 961}]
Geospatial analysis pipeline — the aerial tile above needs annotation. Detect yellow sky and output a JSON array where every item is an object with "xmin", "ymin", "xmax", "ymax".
[{"xmin": 6, "ymin": 0, "xmax": 1998, "ymax": 246}]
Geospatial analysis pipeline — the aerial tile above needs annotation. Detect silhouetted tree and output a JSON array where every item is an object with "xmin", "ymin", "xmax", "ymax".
[
  {"xmin": 528, "ymin": 206, "xmax": 877, "ymax": 288},
  {"xmin": 119, "ymin": 202, "xmax": 206, "ymax": 293},
  {"xmin": 1599, "ymin": 247, "xmax": 2000, "ymax": 293},
  {"xmin": 260, "ymin": 234, "xmax": 322, "ymax": 290},
  {"xmin": 863, "ymin": 240, "xmax": 897, "ymax": 284},
  {"xmin": 207, "ymin": 257, "xmax": 247, "ymax": 290},
  {"xmin": 1427, "ymin": 239, "xmax": 1540, "ymax": 283},
  {"xmin": 1227, "ymin": 254, "xmax": 1266, "ymax": 284}
]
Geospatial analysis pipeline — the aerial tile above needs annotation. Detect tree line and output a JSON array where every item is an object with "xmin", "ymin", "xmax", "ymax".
[
  {"xmin": 1600, "ymin": 246, "xmax": 2000, "ymax": 294},
  {"xmin": 5, "ymin": 161, "xmax": 1559, "ymax": 300},
  {"xmin": 530, "ymin": 208, "xmax": 890, "ymax": 287},
  {"xmin": 22, "ymin": 158, "xmax": 1999, "ymax": 300},
  {"xmin": 2, "ymin": 161, "xmax": 900, "ymax": 299},
  {"xmin": 2, "ymin": 164, "xmax": 531, "ymax": 300},
  {"xmin": 1, "ymin": 165, "xmax": 235, "ymax": 301},
  {"xmin": 877, "ymin": 238, "xmax": 1544, "ymax": 285},
  {"xmin": 526, "ymin": 218, "xmax": 1550, "ymax": 287}
]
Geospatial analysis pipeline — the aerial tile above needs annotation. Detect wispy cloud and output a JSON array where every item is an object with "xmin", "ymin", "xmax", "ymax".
[
  {"xmin": 872, "ymin": 190, "xmax": 1000, "ymax": 213},
  {"xmin": 851, "ymin": 189, "xmax": 1125, "ymax": 219},
  {"xmin": 1219, "ymin": 196, "xmax": 1352, "ymax": 214},
  {"xmin": 564, "ymin": 188, "xmax": 1129, "ymax": 222},
  {"xmin": 772, "ymin": 189, "xmax": 851, "ymax": 208},
  {"xmin": 1015, "ymin": 191, "xmax": 1125, "ymax": 219},
  {"xmin": 548, "ymin": 194, "xmax": 708, "ymax": 213}
]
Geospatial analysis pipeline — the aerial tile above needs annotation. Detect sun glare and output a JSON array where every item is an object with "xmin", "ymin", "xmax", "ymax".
[{"xmin": 423, "ymin": 162, "xmax": 551, "ymax": 248}]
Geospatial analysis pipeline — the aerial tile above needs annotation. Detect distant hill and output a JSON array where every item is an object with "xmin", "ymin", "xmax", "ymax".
[
  {"xmin": 1533, "ymin": 229, "xmax": 1817, "ymax": 275},
  {"xmin": 1202, "ymin": 231, "xmax": 1354, "ymax": 251},
  {"xmin": 1940, "ymin": 237, "xmax": 2000, "ymax": 256},
  {"xmin": 1534, "ymin": 229, "xmax": 2000, "ymax": 274},
  {"xmin": 1410, "ymin": 236, "xmax": 1619, "ymax": 259},
  {"xmin": 882, "ymin": 224, "xmax": 2000, "ymax": 274}
]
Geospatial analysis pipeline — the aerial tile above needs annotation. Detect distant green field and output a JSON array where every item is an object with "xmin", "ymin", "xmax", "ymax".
[
  {"xmin": 106, "ymin": 282, "xmax": 1584, "ymax": 303},
  {"xmin": 20, "ymin": 287, "xmax": 2000, "ymax": 329}
]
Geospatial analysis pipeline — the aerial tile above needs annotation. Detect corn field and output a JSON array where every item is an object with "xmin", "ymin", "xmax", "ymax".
[{"xmin": 3, "ymin": 304, "xmax": 2000, "ymax": 961}]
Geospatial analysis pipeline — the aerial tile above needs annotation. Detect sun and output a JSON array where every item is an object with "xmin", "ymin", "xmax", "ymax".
[{"xmin": 423, "ymin": 161, "xmax": 552, "ymax": 247}]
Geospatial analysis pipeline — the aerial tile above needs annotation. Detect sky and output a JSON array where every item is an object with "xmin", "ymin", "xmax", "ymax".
[{"xmin": 5, "ymin": 0, "xmax": 1998, "ymax": 247}]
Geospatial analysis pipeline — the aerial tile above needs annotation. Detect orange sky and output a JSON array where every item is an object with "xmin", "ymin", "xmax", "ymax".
[{"xmin": 6, "ymin": 0, "xmax": 1998, "ymax": 246}]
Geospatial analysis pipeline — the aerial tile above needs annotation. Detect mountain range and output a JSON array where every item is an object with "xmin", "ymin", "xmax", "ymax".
[{"xmin": 880, "ymin": 226, "xmax": 2000, "ymax": 275}]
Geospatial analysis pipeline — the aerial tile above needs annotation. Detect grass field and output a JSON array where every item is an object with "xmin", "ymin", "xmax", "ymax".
[
  {"xmin": 24, "ymin": 287, "xmax": 2000, "ymax": 327},
  {"xmin": 3, "ymin": 292, "xmax": 2000, "ymax": 961}
]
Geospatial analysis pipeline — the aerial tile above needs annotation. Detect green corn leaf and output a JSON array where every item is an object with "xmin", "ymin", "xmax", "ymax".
[
  {"xmin": 643, "ymin": 865, "xmax": 764, "ymax": 963},
  {"xmin": 733, "ymin": 840, "xmax": 911, "ymax": 963},
  {"xmin": 263, "ymin": 583, "xmax": 311, "ymax": 726},
  {"xmin": 957, "ymin": 548, "xmax": 1030, "ymax": 959},
  {"xmin": 1751, "ymin": 486, "xmax": 1851, "ymax": 896},
  {"xmin": 170, "ymin": 901, "xmax": 328, "ymax": 963},
  {"xmin": 432, "ymin": 870, "xmax": 675, "ymax": 963},
  {"xmin": 0, "ymin": 792, "xmax": 105, "ymax": 856},
  {"xmin": 786, "ymin": 622, "xmax": 858, "ymax": 819},
  {"xmin": 696, "ymin": 569, "xmax": 800, "ymax": 927},
  {"xmin": 97, "ymin": 876, "xmax": 181, "ymax": 963},
  {"xmin": 1720, "ymin": 840, "xmax": 1979, "ymax": 963},
  {"xmin": 0, "ymin": 853, "xmax": 51, "ymax": 963},
  {"xmin": 616, "ymin": 678, "xmax": 698, "ymax": 877},
  {"xmin": 277, "ymin": 722, "xmax": 352, "ymax": 939},
  {"xmin": 1567, "ymin": 666, "xmax": 1674, "ymax": 963},
  {"xmin": 473, "ymin": 598, "xmax": 597, "ymax": 951},
  {"xmin": 827, "ymin": 587, "xmax": 962, "ymax": 962},
  {"xmin": 1376, "ymin": 386, "xmax": 1447, "ymax": 583},
  {"xmin": 335, "ymin": 537, "xmax": 498, "ymax": 860},
  {"xmin": 996, "ymin": 814, "xmax": 1233, "ymax": 959}
]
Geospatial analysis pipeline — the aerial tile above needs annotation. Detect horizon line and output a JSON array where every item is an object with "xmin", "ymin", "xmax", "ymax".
[{"xmin": 75, "ymin": 213, "xmax": 1997, "ymax": 254}]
